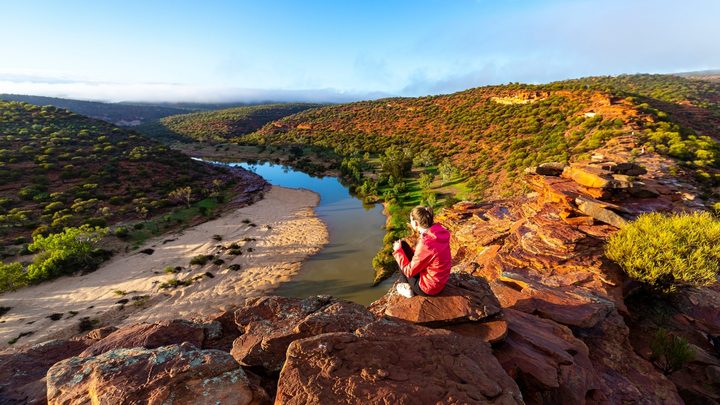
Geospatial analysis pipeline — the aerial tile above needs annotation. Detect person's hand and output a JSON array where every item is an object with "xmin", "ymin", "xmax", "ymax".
[{"xmin": 393, "ymin": 240, "xmax": 402, "ymax": 251}]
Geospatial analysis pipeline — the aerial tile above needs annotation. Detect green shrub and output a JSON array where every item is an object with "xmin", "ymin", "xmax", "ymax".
[
  {"xmin": 26, "ymin": 225, "xmax": 109, "ymax": 283},
  {"xmin": 650, "ymin": 329, "xmax": 695, "ymax": 374},
  {"xmin": 0, "ymin": 262, "xmax": 28, "ymax": 292},
  {"xmin": 605, "ymin": 212, "xmax": 720, "ymax": 293},
  {"xmin": 113, "ymin": 226, "xmax": 129, "ymax": 239},
  {"xmin": 189, "ymin": 254, "xmax": 212, "ymax": 266}
]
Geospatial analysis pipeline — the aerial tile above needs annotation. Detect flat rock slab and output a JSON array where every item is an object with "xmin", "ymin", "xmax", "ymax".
[
  {"xmin": 275, "ymin": 319, "xmax": 523, "ymax": 405},
  {"xmin": 441, "ymin": 319, "xmax": 508, "ymax": 344},
  {"xmin": 47, "ymin": 343, "xmax": 268, "ymax": 405},
  {"xmin": 79, "ymin": 319, "xmax": 208, "ymax": 357},
  {"xmin": 380, "ymin": 272, "xmax": 502, "ymax": 326},
  {"xmin": 231, "ymin": 295, "xmax": 376, "ymax": 372}
]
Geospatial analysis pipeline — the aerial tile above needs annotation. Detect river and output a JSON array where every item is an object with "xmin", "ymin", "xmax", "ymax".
[{"xmin": 220, "ymin": 160, "xmax": 395, "ymax": 304}]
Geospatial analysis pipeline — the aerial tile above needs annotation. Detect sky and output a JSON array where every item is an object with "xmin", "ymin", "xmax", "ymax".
[{"xmin": 0, "ymin": 0, "xmax": 718, "ymax": 103}]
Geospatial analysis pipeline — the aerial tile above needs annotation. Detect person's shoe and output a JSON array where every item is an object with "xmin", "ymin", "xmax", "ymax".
[{"xmin": 396, "ymin": 283, "xmax": 414, "ymax": 298}]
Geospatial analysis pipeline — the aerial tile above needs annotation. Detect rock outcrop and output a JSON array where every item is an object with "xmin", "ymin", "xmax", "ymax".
[
  {"xmin": 370, "ymin": 272, "xmax": 501, "ymax": 326},
  {"xmin": 275, "ymin": 319, "xmax": 523, "ymax": 405},
  {"xmin": 0, "ymin": 339, "xmax": 90, "ymax": 405},
  {"xmin": 79, "ymin": 319, "xmax": 210, "ymax": 357},
  {"xmin": 47, "ymin": 343, "xmax": 268, "ymax": 405},
  {"xmin": 436, "ymin": 139, "xmax": 717, "ymax": 403},
  {"xmin": 231, "ymin": 295, "xmax": 376, "ymax": 372}
]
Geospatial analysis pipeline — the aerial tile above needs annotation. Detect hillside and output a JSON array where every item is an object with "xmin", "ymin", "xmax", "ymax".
[
  {"xmin": 0, "ymin": 100, "xmax": 263, "ymax": 246},
  {"xmin": 556, "ymin": 74, "xmax": 720, "ymax": 140},
  {"xmin": 0, "ymin": 94, "xmax": 193, "ymax": 127},
  {"xmin": 138, "ymin": 103, "xmax": 324, "ymax": 143},
  {"xmin": 244, "ymin": 75, "xmax": 720, "ymax": 200}
]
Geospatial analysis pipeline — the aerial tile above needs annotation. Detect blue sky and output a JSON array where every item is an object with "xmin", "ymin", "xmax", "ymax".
[{"xmin": 0, "ymin": 0, "xmax": 718, "ymax": 102}]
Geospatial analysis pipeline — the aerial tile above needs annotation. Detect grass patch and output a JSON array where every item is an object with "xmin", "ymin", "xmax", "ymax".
[
  {"xmin": 159, "ymin": 278, "xmax": 192, "ymax": 289},
  {"xmin": 189, "ymin": 254, "xmax": 213, "ymax": 266},
  {"xmin": 8, "ymin": 331, "xmax": 34, "ymax": 345}
]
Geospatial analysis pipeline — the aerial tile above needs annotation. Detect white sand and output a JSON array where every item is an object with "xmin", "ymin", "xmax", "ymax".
[{"xmin": 0, "ymin": 186, "xmax": 327, "ymax": 349}]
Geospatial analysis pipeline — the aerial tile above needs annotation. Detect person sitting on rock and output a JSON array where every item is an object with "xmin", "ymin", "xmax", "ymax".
[{"xmin": 393, "ymin": 206, "xmax": 452, "ymax": 298}]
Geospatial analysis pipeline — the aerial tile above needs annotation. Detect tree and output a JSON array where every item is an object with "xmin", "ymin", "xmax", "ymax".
[
  {"xmin": 0, "ymin": 262, "xmax": 27, "ymax": 292},
  {"xmin": 418, "ymin": 172, "xmax": 434, "ymax": 192},
  {"xmin": 379, "ymin": 145, "xmax": 412, "ymax": 179},
  {"xmin": 438, "ymin": 158, "xmax": 457, "ymax": 185},
  {"xmin": 27, "ymin": 225, "xmax": 109, "ymax": 282},
  {"xmin": 169, "ymin": 186, "xmax": 193, "ymax": 208}
]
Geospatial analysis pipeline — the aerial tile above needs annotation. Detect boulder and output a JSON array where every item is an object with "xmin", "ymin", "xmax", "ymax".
[
  {"xmin": 562, "ymin": 164, "xmax": 614, "ymax": 189},
  {"xmin": 231, "ymin": 295, "xmax": 376, "ymax": 372},
  {"xmin": 373, "ymin": 272, "xmax": 502, "ymax": 326},
  {"xmin": 275, "ymin": 319, "xmax": 523, "ymax": 404},
  {"xmin": 47, "ymin": 343, "xmax": 268, "ymax": 405},
  {"xmin": 525, "ymin": 162, "xmax": 566, "ymax": 176},
  {"xmin": 575, "ymin": 195, "xmax": 629, "ymax": 228},
  {"xmin": 79, "ymin": 319, "xmax": 207, "ymax": 357},
  {"xmin": 494, "ymin": 309, "xmax": 606, "ymax": 403},
  {"xmin": 202, "ymin": 309, "xmax": 242, "ymax": 351},
  {"xmin": 0, "ymin": 339, "xmax": 89, "ymax": 405}
]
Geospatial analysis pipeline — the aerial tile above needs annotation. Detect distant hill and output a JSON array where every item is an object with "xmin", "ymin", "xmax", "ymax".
[
  {"xmin": 241, "ymin": 74, "xmax": 719, "ymax": 197},
  {"xmin": 0, "ymin": 100, "xmax": 253, "ymax": 244},
  {"xmin": 676, "ymin": 69, "xmax": 720, "ymax": 83},
  {"xmin": 138, "ymin": 103, "xmax": 324, "ymax": 143},
  {"xmin": 0, "ymin": 94, "xmax": 195, "ymax": 127}
]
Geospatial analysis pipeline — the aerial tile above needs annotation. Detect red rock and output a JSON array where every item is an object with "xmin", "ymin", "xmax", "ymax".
[
  {"xmin": 562, "ymin": 163, "xmax": 614, "ymax": 189},
  {"xmin": 0, "ymin": 339, "xmax": 89, "ymax": 405},
  {"xmin": 71, "ymin": 326, "xmax": 118, "ymax": 343},
  {"xmin": 578, "ymin": 311, "xmax": 682, "ymax": 404},
  {"xmin": 79, "ymin": 319, "xmax": 208, "ymax": 357},
  {"xmin": 231, "ymin": 295, "xmax": 376, "ymax": 372},
  {"xmin": 562, "ymin": 215, "xmax": 594, "ymax": 226},
  {"xmin": 494, "ymin": 309, "xmax": 605, "ymax": 403},
  {"xmin": 275, "ymin": 319, "xmax": 523, "ymax": 404},
  {"xmin": 674, "ymin": 285, "xmax": 720, "ymax": 333},
  {"xmin": 575, "ymin": 195, "xmax": 629, "ymax": 228},
  {"xmin": 441, "ymin": 319, "xmax": 508, "ymax": 344},
  {"xmin": 202, "ymin": 309, "xmax": 242, "ymax": 351},
  {"xmin": 490, "ymin": 274, "xmax": 615, "ymax": 329},
  {"xmin": 374, "ymin": 272, "xmax": 502, "ymax": 326},
  {"xmin": 47, "ymin": 343, "xmax": 269, "ymax": 405}
]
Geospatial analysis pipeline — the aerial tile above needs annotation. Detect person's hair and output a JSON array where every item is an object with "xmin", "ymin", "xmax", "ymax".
[{"xmin": 411, "ymin": 206, "xmax": 434, "ymax": 229}]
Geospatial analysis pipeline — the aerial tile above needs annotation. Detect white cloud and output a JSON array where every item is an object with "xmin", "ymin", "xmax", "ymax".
[{"xmin": 0, "ymin": 78, "xmax": 389, "ymax": 104}]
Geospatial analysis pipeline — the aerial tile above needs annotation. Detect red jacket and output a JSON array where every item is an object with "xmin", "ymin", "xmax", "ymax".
[{"xmin": 393, "ymin": 223, "xmax": 452, "ymax": 295}]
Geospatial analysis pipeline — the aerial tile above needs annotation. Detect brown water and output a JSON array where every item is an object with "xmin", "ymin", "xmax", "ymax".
[{"xmin": 227, "ymin": 161, "xmax": 394, "ymax": 304}]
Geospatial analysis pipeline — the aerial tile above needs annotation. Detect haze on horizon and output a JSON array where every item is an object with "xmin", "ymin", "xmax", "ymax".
[{"xmin": 1, "ymin": 0, "xmax": 718, "ymax": 103}]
